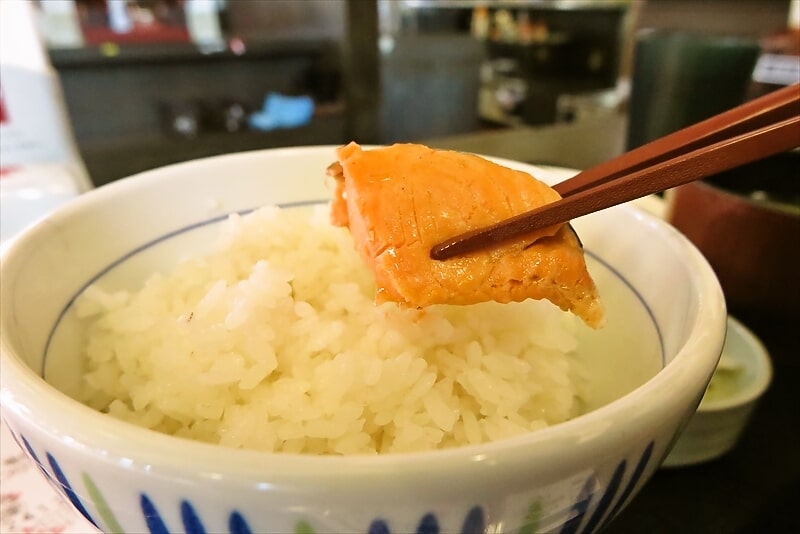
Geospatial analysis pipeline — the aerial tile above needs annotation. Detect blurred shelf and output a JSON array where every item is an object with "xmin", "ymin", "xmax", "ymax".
[
  {"xmin": 80, "ymin": 114, "xmax": 347, "ymax": 187},
  {"xmin": 396, "ymin": 0, "xmax": 630, "ymax": 11},
  {"xmin": 49, "ymin": 38, "xmax": 338, "ymax": 69}
]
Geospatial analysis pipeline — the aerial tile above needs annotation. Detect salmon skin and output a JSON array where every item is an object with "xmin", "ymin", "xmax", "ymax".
[{"xmin": 328, "ymin": 142, "xmax": 605, "ymax": 328}]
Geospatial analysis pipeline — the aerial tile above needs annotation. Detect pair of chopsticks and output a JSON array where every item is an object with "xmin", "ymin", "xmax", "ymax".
[{"xmin": 430, "ymin": 83, "xmax": 800, "ymax": 261}]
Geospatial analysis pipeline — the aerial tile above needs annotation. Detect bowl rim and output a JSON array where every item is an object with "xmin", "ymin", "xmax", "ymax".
[{"xmin": 0, "ymin": 146, "xmax": 728, "ymax": 481}]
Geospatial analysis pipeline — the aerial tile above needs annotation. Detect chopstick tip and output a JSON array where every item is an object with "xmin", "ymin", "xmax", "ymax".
[{"xmin": 429, "ymin": 242, "xmax": 453, "ymax": 261}]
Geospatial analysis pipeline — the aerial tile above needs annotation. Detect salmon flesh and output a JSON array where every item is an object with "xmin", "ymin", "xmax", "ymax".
[{"xmin": 328, "ymin": 142, "xmax": 605, "ymax": 328}]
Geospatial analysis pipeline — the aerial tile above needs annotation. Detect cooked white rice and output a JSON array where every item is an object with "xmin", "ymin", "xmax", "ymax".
[{"xmin": 76, "ymin": 205, "xmax": 586, "ymax": 455}]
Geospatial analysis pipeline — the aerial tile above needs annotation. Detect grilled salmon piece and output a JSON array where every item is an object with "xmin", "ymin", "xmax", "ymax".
[{"xmin": 328, "ymin": 142, "xmax": 604, "ymax": 328}]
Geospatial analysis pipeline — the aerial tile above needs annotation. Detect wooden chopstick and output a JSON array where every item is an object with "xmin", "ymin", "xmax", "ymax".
[
  {"xmin": 552, "ymin": 83, "xmax": 800, "ymax": 198},
  {"xmin": 430, "ymin": 84, "xmax": 800, "ymax": 261}
]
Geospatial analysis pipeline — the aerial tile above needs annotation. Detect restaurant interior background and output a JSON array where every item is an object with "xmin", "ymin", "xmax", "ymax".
[{"xmin": 11, "ymin": 0, "xmax": 795, "ymax": 186}]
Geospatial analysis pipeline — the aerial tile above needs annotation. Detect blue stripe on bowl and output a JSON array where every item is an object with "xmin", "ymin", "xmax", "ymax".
[
  {"xmin": 46, "ymin": 452, "xmax": 98, "ymax": 528},
  {"xmin": 579, "ymin": 459, "xmax": 626, "ymax": 534},
  {"xmin": 368, "ymin": 519, "xmax": 391, "ymax": 534},
  {"xmin": 606, "ymin": 441, "xmax": 655, "ymax": 522},
  {"xmin": 416, "ymin": 513, "xmax": 440, "ymax": 534},
  {"xmin": 16, "ymin": 438, "xmax": 658, "ymax": 534},
  {"xmin": 181, "ymin": 500, "xmax": 207, "ymax": 534},
  {"xmin": 20, "ymin": 434, "xmax": 41, "ymax": 464},
  {"xmin": 561, "ymin": 476, "xmax": 595, "ymax": 534},
  {"xmin": 18, "ymin": 436, "xmax": 62, "ymax": 494},
  {"xmin": 20, "ymin": 435, "xmax": 61, "ymax": 490},
  {"xmin": 558, "ymin": 441, "xmax": 657, "ymax": 534},
  {"xmin": 141, "ymin": 493, "xmax": 170, "ymax": 534},
  {"xmin": 461, "ymin": 506, "xmax": 486, "ymax": 534},
  {"xmin": 229, "ymin": 512, "xmax": 254, "ymax": 534}
]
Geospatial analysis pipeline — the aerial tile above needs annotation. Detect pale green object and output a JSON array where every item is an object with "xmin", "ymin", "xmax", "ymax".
[{"xmin": 663, "ymin": 316, "xmax": 772, "ymax": 467}]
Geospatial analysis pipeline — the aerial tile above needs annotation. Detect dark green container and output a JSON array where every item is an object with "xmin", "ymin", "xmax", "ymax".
[{"xmin": 627, "ymin": 30, "xmax": 761, "ymax": 150}]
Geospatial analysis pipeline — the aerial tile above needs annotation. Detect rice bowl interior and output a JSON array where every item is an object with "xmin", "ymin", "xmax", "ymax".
[{"xmin": 45, "ymin": 201, "xmax": 663, "ymax": 456}]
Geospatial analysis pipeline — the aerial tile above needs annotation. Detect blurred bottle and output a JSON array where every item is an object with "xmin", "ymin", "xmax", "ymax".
[
  {"xmin": 37, "ymin": 0, "xmax": 84, "ymax": 49},
  {"xmin": 470, "ymin": 6, "xmax": 490, "ymax": 40},
  {"xmin": 0, "ymin": 0, "xmax": 92, "ymax": 245},
  {"xmin": 107, "ymin": 0, "xmax": 134, "ymax": 34},
  {"xmin": 493, "ymin": 9, "xmax": 517, "ymax": 43},
  {"xmin": 185, "ymin": 0, "xmax": 225, "ymax": 51}
]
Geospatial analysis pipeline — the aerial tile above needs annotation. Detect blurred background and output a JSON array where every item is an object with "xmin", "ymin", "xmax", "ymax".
[{"xmin": 2, "ymin": 0, "xmax": 796, "ymax": 187}]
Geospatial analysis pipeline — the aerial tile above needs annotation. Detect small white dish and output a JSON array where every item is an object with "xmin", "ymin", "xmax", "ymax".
[{"xmin": 662, "ymin": 315, "xmax": 772, "ymax": 467}]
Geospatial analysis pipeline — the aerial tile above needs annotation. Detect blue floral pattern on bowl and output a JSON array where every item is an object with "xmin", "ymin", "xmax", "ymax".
[{"xmin": 11, "ymin": 426, "xmax": 658, "ymax": 534}]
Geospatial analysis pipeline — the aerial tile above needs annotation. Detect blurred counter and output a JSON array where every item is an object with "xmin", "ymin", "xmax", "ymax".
[
  {"xmin": 50, "ymin": 36, "xmax": 345, "ymax": 187},
  {"xmin": 80, "ymin": 112, "xmax": 346, "ymax": 188},
  {"xmin": 428, "ymin": 111, "xmax": 626, "ymax": 171},
  {"xmin": 48, "ymin": 38, "xmax": 337, "ymax": 68}
]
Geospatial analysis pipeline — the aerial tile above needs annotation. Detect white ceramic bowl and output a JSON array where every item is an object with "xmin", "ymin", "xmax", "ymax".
[
  {"xmin": 662, "ymin": 315, "xmax": 772, "ymax": 467},
  {"xmin": 0, "ymin": 147, "xmax": 726, "ymax": 534}
]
